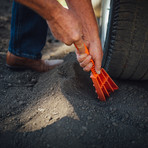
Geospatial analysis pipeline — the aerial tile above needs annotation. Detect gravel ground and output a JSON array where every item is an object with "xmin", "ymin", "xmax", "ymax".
[{"xmin": 0, "ymin": 1, "xmax": 148, "ymax": 148}]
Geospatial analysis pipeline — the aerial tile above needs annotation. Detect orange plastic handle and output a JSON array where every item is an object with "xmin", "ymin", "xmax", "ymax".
[{"xmin": 74, "ymin": 43, "xmax": 97, "ymax": 75}]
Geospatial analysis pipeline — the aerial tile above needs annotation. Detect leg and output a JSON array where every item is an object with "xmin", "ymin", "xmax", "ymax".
[
  {"xmin": 8, "ymin": 1, "xmax": 48, "ymax": 59},
  {"xmin": 7, "ymin": 1, "xmax": 63, "ymax": 72}
]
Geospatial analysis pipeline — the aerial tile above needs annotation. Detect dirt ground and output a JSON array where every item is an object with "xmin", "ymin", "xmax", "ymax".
[{"xmin": 0, "ymin": 1, "xmax": 148, "ymax": 148}]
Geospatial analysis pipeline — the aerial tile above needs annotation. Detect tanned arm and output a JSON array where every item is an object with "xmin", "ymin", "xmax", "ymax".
[
  {"xmin": 66, "ymin": 0, "xmax": 103, "ymax": 73},
  {"xmin": 15, "ymin": 0, "xmax": 102, "ymax": 73}
]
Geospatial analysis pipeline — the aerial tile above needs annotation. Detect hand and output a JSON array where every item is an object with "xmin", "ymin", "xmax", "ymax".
[
  {"xmin": 47, "ymin": 8, "xmax": 82, "ymax": 46},
  {"xmin": 88, "ymin": 38, "xmax": 103, "ymax": 74},
  {"xmin": 75, "ymin": 37, "xmax": 103, "ymax": 74}
]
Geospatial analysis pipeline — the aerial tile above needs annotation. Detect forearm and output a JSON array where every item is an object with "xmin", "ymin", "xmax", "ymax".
[
  {"xmin": 66, "ymin": 0, "xmax": 100, "ymax": 41},
  {"xmin": 15, "ymin": 0, "xmax": 64, "ymax": 21}
]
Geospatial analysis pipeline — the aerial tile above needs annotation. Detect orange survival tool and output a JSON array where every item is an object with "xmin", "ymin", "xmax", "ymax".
[{"xmin": 75, "ymin": 44, "xmax": 118, "ymax": 101}]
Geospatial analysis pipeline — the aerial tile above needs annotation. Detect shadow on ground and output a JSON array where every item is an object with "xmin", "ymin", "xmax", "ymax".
[{"xmin": 0, "ymin": 53, "xmax": 148, "ymax": 148}]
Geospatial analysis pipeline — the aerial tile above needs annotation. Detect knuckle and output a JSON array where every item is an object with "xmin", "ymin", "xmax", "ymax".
[
  {"xmin": 72, "ymin": 33, "xmax": 80, "ymax": 42},
  {"xmin": 79, "ymin": 54, "xmax": 87, "ymax": 62},
  {"xmin": 80, "ymin": 62, "xmax": 85, "ymax": 67},
  {"xmin": 83, "ymin": 67, "xmax": 90, "ymax": 72},
  {"xmin": 83, "ymin": 62, "xmax": 92, "ymax": 72},
  {"xmin": 65, "ymin": 41, "xmax": 72, "ymax": 46}
]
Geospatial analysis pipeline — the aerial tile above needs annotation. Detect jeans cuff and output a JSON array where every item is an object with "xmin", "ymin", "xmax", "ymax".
[{"xmin": 8, "ymin": 47, "xmax": 42, "ymax": 59}]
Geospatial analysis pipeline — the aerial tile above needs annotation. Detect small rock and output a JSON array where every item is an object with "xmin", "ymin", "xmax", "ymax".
[
  {"xmin": 51, "ymin": 92, "xmax": 55, "ymax": 96},
  {"xmin": 112, "ymin": 122, "xmax": 118, "ymax": 126},
  {"xmin": 87, "ymin": 116, "xmax": 92, "ymax": 120},
  {"xmin": 50, "ymin": 87, "xmax": 54, "ymax": 91},
  {"xmin": 106, "ymin": 130, "xmax": 109, "ymax": 134},
  {"xmin": 19, "ymin": 101, "xmax": 25, "ymax": 105},
  {"xmin": 82, "ymin": 126, "xmax": 87, "ymax": 131},
  {"xmin": 8, "ymin": 83, "xmax": 12, "ymax": 87},
  {"xmin": 18, "ymin": 80, "xmax": 21, "ymax": 83},
  {"xmin": 53, "ymin": 112, "xmax": 58, "ymax": 115},
  {"xmin": 121, "ymin": 118, "xmax": 125, "ymax": 122},
  {"xmin": 7, "ymin": 105, "xmax": 10, "ymax": 109},
  {"xmin": 31, "ymin": 78, "xmax": 36, "ymax": 83},
  {"xmin": 82, "ymin": 107, "xmax": 85, "ymax": 110},
  {"xmin": 131, "ymin": 140, "xmax": 135, "ymax": 144},
  {"xmin": 38, "ymin": 108, "xmax": 45, "ymax": 112},
  {"xmin": 23, "ymin": 133, "xmax": 27, "ymax": 137},
  {"xmin": 125, "ymin": 113, "xmax": 129, "ymax": 119},
  {"xmin": 113, "ymin": 107, "xmax": 117, "ymax": 112},
  {"xmin": 106, "ymin": 116, "xmax": 110, "ymax": 120},
  {"xmin": 109, "ymin": 107, "xmax": 113, "ymax": 112},
  {"xmin": 98, "ymin": 135, "xmax": 101, "ymax": 139},
  {"xmin": 47, "ymin": 144, "xmax": 50, "ymax": 148},
  {"xmin": 128, "ymin": 87, "xmax": 133, "ymax": 91},
  {"xmin": 107, "ymin": 124, "xmax": 111, "ymax": 128},
  {"xmin": 144, "ymin": 102, "xmax": 147, "ymax": 107}
]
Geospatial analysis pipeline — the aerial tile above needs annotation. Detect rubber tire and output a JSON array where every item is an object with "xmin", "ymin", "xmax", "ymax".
[{"xmin": 101, "ymin": 0, "xmax": 148, "ymax": 80}]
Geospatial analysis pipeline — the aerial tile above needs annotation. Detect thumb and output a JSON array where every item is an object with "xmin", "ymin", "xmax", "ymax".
[
  {"xmin": 94, "ymin": 54, "xmax": 102, "ymax": 74},
  {"xmin": 74, "ymin": 38, "xmax": 85, "ymax": 54}
]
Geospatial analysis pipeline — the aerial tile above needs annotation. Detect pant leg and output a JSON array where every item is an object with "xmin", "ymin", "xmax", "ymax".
[{"xmin": 8, "ymin": 1, "xmax": 48, "ymax": 59}]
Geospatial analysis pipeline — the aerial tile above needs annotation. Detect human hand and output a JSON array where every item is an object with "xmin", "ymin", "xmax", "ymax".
[
  {"xmin": 75, "ymin": 37, "xmax": 103, "ymax": 74},
  {"xmin": 47, "ymin": 8, "xmax": 82, "ymax": 46},
  {"xmin": 47, "ymin": 8, "xmax": 94, "ymax": 72}
]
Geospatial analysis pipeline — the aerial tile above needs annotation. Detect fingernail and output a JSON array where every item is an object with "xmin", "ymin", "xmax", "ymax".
[{"xmin": 97, "ymin": 70, "xmax": 101, "ymax": 74}]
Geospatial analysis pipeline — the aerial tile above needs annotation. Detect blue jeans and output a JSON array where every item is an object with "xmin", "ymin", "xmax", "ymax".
[{"xmin": 8, "ymin": 1, "xmax": 48, "ymax": 59}]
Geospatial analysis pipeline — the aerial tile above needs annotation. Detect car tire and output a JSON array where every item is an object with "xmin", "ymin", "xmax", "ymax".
[{"xmin": 100, "ymin": 0, "xmax": 148, "ymax": 80}]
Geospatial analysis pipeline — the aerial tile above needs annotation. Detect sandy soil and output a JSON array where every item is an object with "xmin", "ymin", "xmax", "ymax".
[{"xmin": 0, "ymin": 1, "xmax": 148, "ymax": 148}]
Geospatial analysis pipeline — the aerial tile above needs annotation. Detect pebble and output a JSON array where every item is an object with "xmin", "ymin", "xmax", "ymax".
[
  {"xmin": 121, "ymin": 118, "xmax": 125, "ymax": 122},
  {"xmin": 23, "ymin": 133, "xmax": 27, "ymax": 137},
  {"xmin": 98, "ymin": 135, "xmax": 101, "ymax": 140},
  {"xmin": 19, "ymin": 101, "xmax": 25, "ymax": 105},
  {"xmin": 106, "ymin": 130, "xmax": 109, "ymax": 134},
  {"xmin": 106, "ymin": 116, "xmax": 110, "ymax": 120},
  {"xmin": 8, "ymin": 83, "xmax": 12, "ymax": 87},
  {"xmin": 107, "ymin": 124, "xmax": 111, "ymax": 128},
  {"xmin": 53, "ymin": 112, "xmax": 58, "ymax": 115},
  {"xmin": 31, "ymin": 78, "xmax": 36, "ymax": 83},
  {"xmin": 112, "ymin": 122, "xmax": 118, "ymax": 126},
  {"xmin": 87, "ymin": 116, "xmax": 92, "ymax": 120},
  {"xmin": 50, "ymin": 87, "xmax": 54, "ymax": 91},
  {"xmin": 125, "ymin": 113, "xmax": 129, "ymax": 119},
  {"xmin": 47, "ymin": 144, "xmax": 50, "ymax": 148},
  {"xmin": 82, "ymin": 126, "xmax": 87, "ymax": 131},
  {"xmin": 128, "ymin": 87, "xmax": 133, "ymax": 91},
  {"xmin": 38, "ymin": 108, "xmax": 45, "ymax": 112},
  {"xmin": 131, "ymin": 140, "xmax": 135, "ymax": 144},
  {"xmin": 51, "ymin": 92, "xmax": 55, "ymax": 96},
  {"xmin": 144, "ymin": 102, "xmax": 147, "ymax": 107},
  {"xmin": 7, "ymin": 105, "xmax": 10, "ymax": 109},
  {"xmin": 109, "ymin": 107, "xmax": 113, "ymax": 111}
]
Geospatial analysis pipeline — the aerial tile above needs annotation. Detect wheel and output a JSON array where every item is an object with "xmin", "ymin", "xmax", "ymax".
[{"xmin": 100, "ymin": 0, "xmax": 148, "ymax": 80}]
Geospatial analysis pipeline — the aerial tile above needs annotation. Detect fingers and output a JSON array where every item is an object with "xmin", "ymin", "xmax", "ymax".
[
  {"xmin": 77, "ymin": 53, "xmax": 88, "ymax": 63},
  {"xmin": 93, "ymin": 51, "xmax": 103, "ymax": 74},
  {"xmin": 76, "ymin": 53, "xmax": 92, "ymax": 72},
  {"xmin": 80, "ymin": 55, "xmax": 91, "ymax": 67},
  {"xmin": 74, "ymin": 38, "xmax": 85, "ymax": 54},
  {"xmin": 83, "ymin": 62, "xmax": 93, "ymax": 72}
]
